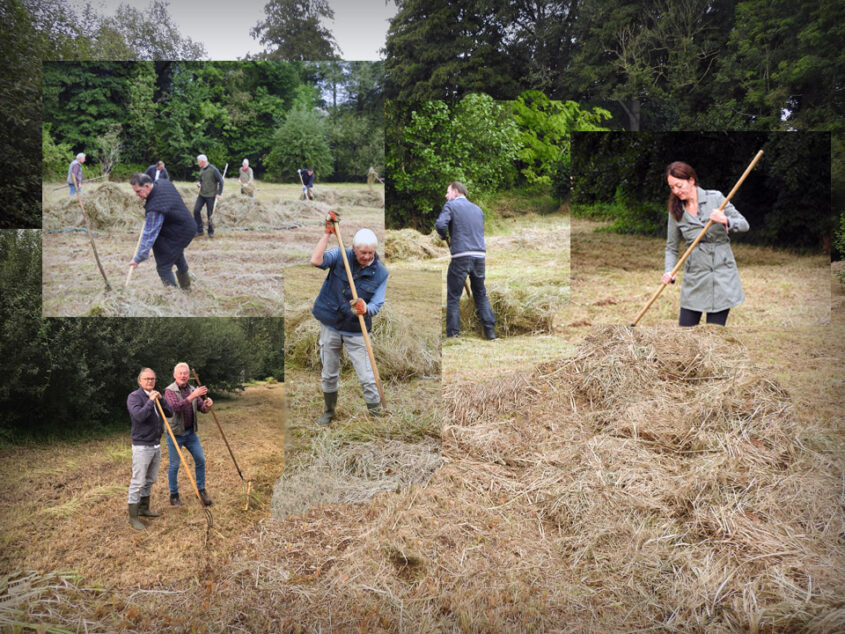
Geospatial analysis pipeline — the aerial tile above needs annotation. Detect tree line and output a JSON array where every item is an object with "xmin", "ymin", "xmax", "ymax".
[
  {"xmin": 386, "ymin": 91, "xmax": 611, "ymax": 230},
  {"xmin": 570, "ymin": 132, "xmax": 832, "ymax": 251},
  {"xmin": 0, "ymin": 230, "xmax": 284, "ymax": 442},
  {"xmin": 42, "ymin": 60, "xmax": 384, "ymax": 185}
]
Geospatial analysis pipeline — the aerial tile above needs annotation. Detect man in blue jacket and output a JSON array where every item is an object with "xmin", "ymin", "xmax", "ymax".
[
  {"xmin": 127, "ymin": 368, "xmax": 173, "ymax": 530},
  {"xmin": 435, "ymin": 181, "xmax": 497, "ymax": 340},
  {"xmin": 310, "ymin": 213, "xmax": 388, "ymax": 424},
  {"xmin": 144, "ymin": 161, "xmax": 168, "ymax": 182},
  {"xmin": 129, "ymin": 173, "xmax": 197, "ymax": 289}
]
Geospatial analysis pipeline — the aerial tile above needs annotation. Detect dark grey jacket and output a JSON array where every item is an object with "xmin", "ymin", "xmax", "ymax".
[
  {"xmin": 435, "ymin": 196, "xmax": 486, "ymax": 256},
  {"xmin": 665, "ymin": 187, "xmax": 749, "ymax": 312}
]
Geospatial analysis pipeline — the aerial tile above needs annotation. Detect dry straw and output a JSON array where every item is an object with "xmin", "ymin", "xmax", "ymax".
[{"xmin": 384, "ymin": 229, "xmax": 448, "ymax": 261}]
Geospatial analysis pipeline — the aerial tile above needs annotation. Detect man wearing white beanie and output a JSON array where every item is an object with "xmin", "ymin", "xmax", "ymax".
[{"xmin": 310, "ymin": 214, "xmax": 389, "ymax": 423}]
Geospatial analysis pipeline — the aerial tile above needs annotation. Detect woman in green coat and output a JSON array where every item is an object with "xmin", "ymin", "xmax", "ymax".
[{"xmin": 662, "ymin": 161, "xmax": 749, "ymax": 327}]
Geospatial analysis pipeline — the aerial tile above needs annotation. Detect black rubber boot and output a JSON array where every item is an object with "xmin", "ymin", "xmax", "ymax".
[
  {"xmin": 366, "ymin": 401, "xmax": 384, "ymax": 417},
  {"xmin": 138, "ymin": 495, "xmax": 159, "ymax": 517},
  {"xmin": 317, "ymin": 391, "xmax": 337, "ymax": 426},
  {"xmin": 128, "ymin": 503, "xmax": 146, "ymax": 530},
  {"xmin": 170, "ymin": 493, "xmax": 182, "ymax": 506},
  {"xmin": 176, "ymin": 271, "xmax": 191, "ymax": 291},
  {"xmin": 483, "ymin": 324, "xmax": 498, "ymax": 340},
  {"xmin": 199, "ymin": 489, "xmax": 213, "ymax": 506}
]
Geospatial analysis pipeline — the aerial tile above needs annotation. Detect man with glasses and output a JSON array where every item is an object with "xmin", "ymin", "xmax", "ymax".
[{"xmin": 127, "ymin": 368, "xmax": 173, "ymax": 530}]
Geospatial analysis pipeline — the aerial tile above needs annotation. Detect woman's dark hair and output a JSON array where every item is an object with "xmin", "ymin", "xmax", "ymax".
[{"xmin": 666, "ymin": 161, "xmax": 698, "ymax": 222}]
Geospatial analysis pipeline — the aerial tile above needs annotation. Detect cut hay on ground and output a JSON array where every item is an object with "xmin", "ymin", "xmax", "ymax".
[
  {"xmin": 285, "ymin": 304, "xmax": 441, "ymax": 380},
  {"xmin": 384, "ymin": 229, "xmax": 448, "ymax": 261},
  {"xmin": 271, "ymin": 438, "xmax": 441, "ymax": 519},
  {"xmin": 311, "ymin": 188, "xmax": 384, "ymax": 208},
  {"xmin": 459, "ymin": 280, "xmax": 568, "ymax": 336}
]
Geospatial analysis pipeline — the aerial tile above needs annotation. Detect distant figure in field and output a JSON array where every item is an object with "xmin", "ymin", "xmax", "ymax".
[
  {"xmin": 129, "ymin": 173, "xmax": 197, "ymax": 290},
  {"xmin": 298, "ymin": 167, "xmax": 315, "ymax": 200},
  {"xmin": 239, "ymin": 159, "xmax": 255, "ymax": 197},
  {"xmin": 126, "ymin": 367, "xmax": 172, "ymax": 530},
  {"xmin": 367, "ymin": 166, "xmax": 383, "ymax": 191},
  {"xmin": 67, "ymin": 152, "xmax": 86, "ymax": 195},
  {"xmin": 663, "ymin": 161, "xmax": 749, "ymax": 327},
  {"xmin": 310, "ymin": 215, "xmax": 388, "ymax": 424},
  {"xmin": 194, "ymin": 154, "xmax": 224, "ymax": 238},
  {"xmin": 435, "ymin": 180, "xmax": 497, "ymax": 340},
  {"xmin": 144, "ymin": 161, "xmax": 169, "ymax": 182},
  {"xmin": 163, "ymin": 362, "xmax": 214, "ymax": 507}
]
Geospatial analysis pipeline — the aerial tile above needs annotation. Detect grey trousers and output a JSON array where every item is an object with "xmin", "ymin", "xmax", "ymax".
[
  {"xmin": 319, "ymin": 323, "xmax": 379, "ymax": 403},
  {"xmin": 128, "ymin": 444, "xmax": 161, "ymax": 504}
]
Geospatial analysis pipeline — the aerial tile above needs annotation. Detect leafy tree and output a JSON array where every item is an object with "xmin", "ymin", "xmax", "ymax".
[
  {"xmin": 265, "ymin": 107, "xmax": 334, "ymax": 181},
  {"xmin": 386, "ymin": 94, "xmax": 520, "ymax": 230},
  {"xmin": 384, "ymin": 0, "xmax": 519, "ymax": 100},
  {"xmin": 42, "ymin": 124, "xmax": 73, "ymax": 180},
  {"xmin": 105, "ymin": 1, "xmax": 206, "ymax": 60},
  {"xmin": 251, "ymin": 0, "xmax": 340, "ymax": 61}
]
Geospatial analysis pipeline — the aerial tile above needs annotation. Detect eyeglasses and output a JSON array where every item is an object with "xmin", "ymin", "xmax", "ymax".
[{"xmin": 140, "ymin": 377, "xmax": 156, "ymax": 382}]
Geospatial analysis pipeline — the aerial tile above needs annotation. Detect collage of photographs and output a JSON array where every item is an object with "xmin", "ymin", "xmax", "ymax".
[{"xmin": 1, "ymin": 0, "xmax": 843, "ymax": 631}]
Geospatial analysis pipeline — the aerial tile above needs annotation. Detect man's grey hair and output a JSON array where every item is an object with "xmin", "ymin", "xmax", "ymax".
[
  {"xmin": 130, "ymin": 173, "xmax": 153, "ymax": 186},
  {"xmin": 352, "ymin": 228, "xmax": 378, "ymax": 249},
  {"xmin": 197, "ymin": 154, "xmax": 208, "ymax": 162},
  {"xmin": 137, "ymin": 367, "xmax": 156, "ymax": 381},
  {"xmin": 242, "ymin": 158, "xmax": 249, "ymax": 166},
  {"xmin": 76, "ymin": 152, "xmax": 86, "ymax": 160},
  {"xmin": 173, "ymin": 362, "xmax": 190, "ymax": 373}
]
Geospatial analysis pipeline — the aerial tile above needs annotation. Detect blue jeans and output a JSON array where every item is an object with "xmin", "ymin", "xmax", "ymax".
[
  {"xmin": 446, "ymin": 256, "xmax": 495, "ymax": 336},
  {"xmin": 166, "ymin": 429, "xmax": 206, "ymax": 494},
  {"xmin": 69, "ymin": 184, "xmax": 81, "ymax": 195}
]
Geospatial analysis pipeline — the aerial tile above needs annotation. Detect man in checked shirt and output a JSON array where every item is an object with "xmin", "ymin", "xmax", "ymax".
[{"xmin": 129, "ymin": 173, "xmax": 197, "ymax": 289}]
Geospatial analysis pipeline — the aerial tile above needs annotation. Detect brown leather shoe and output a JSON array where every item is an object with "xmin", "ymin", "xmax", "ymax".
[
  {"xmin": 199, "ymin": 489, "xmax": 213, "ymax": 506},
  {"xmin": 170, "ymin": 493, "xmax": 183, "ymax": 506}
]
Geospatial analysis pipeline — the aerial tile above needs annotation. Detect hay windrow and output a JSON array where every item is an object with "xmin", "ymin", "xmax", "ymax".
[
  {"xmin": 459, "ymin": 281, "xmax": 568, "ymax": 336},
  {"xmin": 285, "ymin": 304, "xmax": 441, "ymax": 380},
  {"xmin": 271, "ymin": 438, "xmax": 441, "ymax": 519},
  {"xmin": 384, "ymin": 229, "xmax": 448, "ymax": 261}
]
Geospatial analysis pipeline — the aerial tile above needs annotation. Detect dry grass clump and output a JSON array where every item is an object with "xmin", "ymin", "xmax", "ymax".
[
  {"xmin": 384, "ymin": 229, "xmax": 448, "ymax": 261},
  {"xmin": 43, "ymin": 183, "xmax": 146, "ymax": 231},
  {"xmin": 459, "ymin": 280, "xmax": 568, "ymax": 336},
  {"xmin": 271, "ymin": 438, "xmax": 441, "ymax": 519},
  {"xmin": 314, "ymin": 188, "xmax": 384, "ymax": 208},
  {"xmin": 285, "ymin": 304, "xmax": 440, "ymax": 380}
]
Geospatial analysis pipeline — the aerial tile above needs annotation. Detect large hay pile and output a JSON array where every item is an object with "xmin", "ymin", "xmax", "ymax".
[
  {"xmin": 43, "ymin": 183, "xmax": 145, "ymax": 231},
  {"xmin": 384, "ymin": 229, "xmax": 448, "ymax": 261},
  {"xmin": 313, "ymin": 188, "xmax": 384, "ymax": 208},
  {"xmin": 238, "ymin": 325, "xmax": 843, "ymax": 630},
  {"xmin": 286, "ymin": 304, "xmax": 441, "ymax": 380},
  {"xmin": 271, "ymin": 438, "xmax": 441, "ymax": 519}
]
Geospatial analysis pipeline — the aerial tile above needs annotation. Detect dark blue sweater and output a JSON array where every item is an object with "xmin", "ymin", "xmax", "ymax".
[{"xmin": 435, "ymin": 196, "xmax": 486, "ymax": 256}]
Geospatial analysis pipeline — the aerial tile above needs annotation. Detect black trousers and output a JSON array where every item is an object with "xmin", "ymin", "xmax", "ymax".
[
  {"xmin": 446, "ymin": 256, "xmax": 495, "ymax": 336},
  {"xmin": 679, "ymin": 307, "xmax": 730, "ymax": 327},
  {"xmin": 193, "ymin": 196, "xmax": 215, "ymax": 234}
]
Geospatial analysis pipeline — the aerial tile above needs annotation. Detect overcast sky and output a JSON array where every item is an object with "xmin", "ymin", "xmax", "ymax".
[{"xmin": 76, "ymin": 0, "xmax": 398, "ymax": 60}]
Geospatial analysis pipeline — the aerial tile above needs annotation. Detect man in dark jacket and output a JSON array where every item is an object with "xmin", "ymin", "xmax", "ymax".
[
  {"xmin": 435, "ymin": 181, "xmax": 497, "ymax": 340},
  {"xmin": 144, "ymin": 161, "xmax": 169, "ymax": 182},
  {"xmin": 310, "ymin": 214, "xmax": 388, "ymax": 424},
  {"xmin": 129, "ymin": 173, "xmax": 197, "ymax": 289},
  {"xmin": 163, "ymin": 362, "xmax": 214, "ymax": 507},
  {"xmin": 127, "ymin": 367, "xmax": 173, "ymax": 530},
  {"xmin": 298, "ymin": 168, "xmax": 315, "ymax": 200},
  {"xmin": 194, "ymin": 154, "xmax": 224, "ymax": 237}
]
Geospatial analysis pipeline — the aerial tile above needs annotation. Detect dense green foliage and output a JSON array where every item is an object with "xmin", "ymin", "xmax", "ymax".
[
  {"xmin": 42, "ymin": 61, "xmax": 384, "ymax": 183},
  {"xmin": 0, "ymin": 231, "xmax": 284, "ymax": 442},
  {"xmin": 250, "ymin": 0, "xmax": 340, "ymax": 60},
  {"xmin": 571, "ymin": 132, "xmax": 832, "ymax": 250},
  {"xmin": 385, "ymin": 0, "xmax": 844, "ymax": 133},
  {"xmin": 386, "ymin": 92, "xmax": 611, "ymax": 230}
]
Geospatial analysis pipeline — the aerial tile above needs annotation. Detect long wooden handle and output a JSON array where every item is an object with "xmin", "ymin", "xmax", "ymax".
[
  {"xmin": 155, "ymin": 397, "xmax": 204, "ymax": 506},
  {"xmin": 192, "ymin": 370, "xmax": 245, "ymax": 481},
  {"xmin": 630, "ymin": 150, "xmax": 764, "ymax": 326},
  {"xmin": 125, "ymin": 225, "xmax": 144, "ymax": 288},
  {"xmin": 332, "ymin": 223, "xmax": 385, "ymax": 406},
  {"xmin": 74, "ymin": 191, "xmax": 112, "ymax": 291}
]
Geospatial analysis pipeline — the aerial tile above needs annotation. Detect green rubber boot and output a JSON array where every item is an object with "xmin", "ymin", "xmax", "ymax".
[
  {"xmin": 366, "ymin": 401, "xmax": 384, "ymax": 417},
  {"xmin": 128, "ymin": 503, "xmax": 146, "ymax": 530},
  {"xmin": 138, "ymin": 495, "xmax": 159, "ymax": 517},
  {"xmin": 176, "ymin": 271, "xmax": 191, "ymax": 291},
  {"xmin": 317, "ymin": 391, "xmax": 337, "ymax": 426}
]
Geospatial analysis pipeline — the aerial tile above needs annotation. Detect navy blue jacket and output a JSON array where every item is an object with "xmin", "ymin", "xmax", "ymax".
[
  {"xmin": 145, "ymin": 165, "xmax": 169, "ymax": 181},
  {"xmin": 312, "ymin": 249, "xmax": 388, "ymax": 334},
  {"xmin": 299, "ymin": 169, "xmax": 315, "ymax": 187},
  {"xmin": 144, "ymin": 179, "xmax": 196, "ymax": 262},
  {"xmin": 435, "ymin": 196, "xmax": 486, "ymax": 255},
  {"xmin": 127, "ymin": 387, "xmax": 172, "ymax": 446}
]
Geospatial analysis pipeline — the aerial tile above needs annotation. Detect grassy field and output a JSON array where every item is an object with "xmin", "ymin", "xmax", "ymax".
[
  {"xmin": 0, "ymin": 382, "xmax": 285, "ymax": 631},
  {"xmin": 42, "ymin": 180, "xmax": 383, "ymax": 317}
]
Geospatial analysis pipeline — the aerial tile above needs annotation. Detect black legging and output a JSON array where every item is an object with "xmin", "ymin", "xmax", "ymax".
[{"xmin": 679, "ymin": 307, "xmax": 730, "ymax": 327}]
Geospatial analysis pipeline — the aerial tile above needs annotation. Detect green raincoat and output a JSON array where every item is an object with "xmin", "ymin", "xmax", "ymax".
[{"xmin": 664, "ymin": 187, "xmax": 749, "ymax": 313}]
